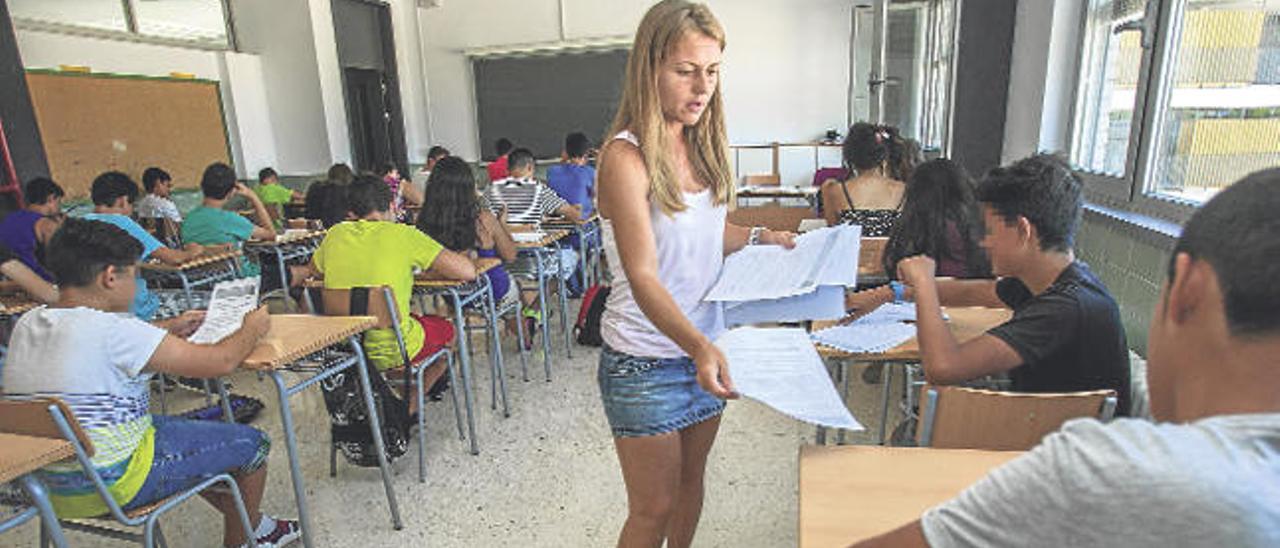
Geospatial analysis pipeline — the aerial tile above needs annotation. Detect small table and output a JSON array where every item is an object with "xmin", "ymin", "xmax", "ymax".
[
  {"xmin": 244, "ymin": 230, "xmax": 326, "ymax": 294},
  {"xmin": 799, "ymin": 445, "xmax": 1021, "ymax": 547},
  {"xmin": 225, "ymin": 315, "xmax": 402, "ymax": 548},
  {"xmin": 509, "ymin": 229, "xmax": 572, "ymax": 376},
  {"xmin": 141, "ymin": 248, "xmax": 244, "ymax": 313},
  {"xmin": 0, "ymin": 433, "xmax": 74, "ymax": 547},
  {"xmin": 413, "ymin": 257, "xmax": 509, "ymax": 455},
  {"xmin": 542, "ymin": 213, "xmax": 602, "ymax": 289},
  {"xmin": 812, "ymin": 307, "xmax": 1012, "ymax": 444}
]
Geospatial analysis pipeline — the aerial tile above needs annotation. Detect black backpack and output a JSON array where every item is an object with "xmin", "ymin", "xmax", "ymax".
[{"xmin": 575, "ymin": 285, "xmax": 611, "ymax": 346}]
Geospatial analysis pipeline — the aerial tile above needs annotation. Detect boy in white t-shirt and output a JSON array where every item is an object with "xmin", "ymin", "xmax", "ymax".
[
  {"xmin": 1, "ymin": 218, "xmax": 300, "ymax": 548},
  {"xmin": 135, "ymin": 167, "xmax": 183, "ymax": 224},
  {"xmin": 855, "ymin": 169, "xmax": 1280, "ymax": 547}
]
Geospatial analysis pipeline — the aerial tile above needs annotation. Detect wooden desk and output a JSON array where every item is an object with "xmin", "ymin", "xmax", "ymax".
[
  {"xmin": 0, "ymin": 433, "xmax": 74, "ymax": 547},
  {"xmin": 241, "ymin": 314, "xmax": 376, "ymax": 370},
  {"xmin": 245, "ymin": 230, "xmax": 325, "ymax": 298},
  {"xmin": 0, "ymin": 433, "xmax": 73, "ymax": 485},
  {"xmin": 510, "ymin": 229, "xmax": 572, "ymax": 375},
  {"xmin": 814, "ymin": 307, "xmax": 1012, "ymax": 362},
  {"xmin": 414, "ymin": 257, "xmax": 501, "ymax": 288},
  {"xmin": 246, "ymin": 229, "xmax": 325, "ymax": 247},
  {"xmin": 226, "ymin": 314, "xmax": 400, "ymax": 547},
  {"xmin": 799, "ymin": 445, "xmax": 1021, "ymax": 547},
  {"xmin": 140, "ymin": 248, "xmax": 243, "ymax": 273},
  {"xmin": 0, "ymin": 295, "xmax": 40, "ymax": 318},
  {"xmin": 511, "ymin": 229, "xmax": 569, "ymax": 249}
]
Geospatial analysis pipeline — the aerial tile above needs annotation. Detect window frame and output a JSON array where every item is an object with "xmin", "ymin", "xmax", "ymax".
[
  {"xmin": 1066, "ymin": 0, "xmax": 1248, "ymax": 227},
  {"xmin": 10, "ymin": 0, "xmax": 238, "ymax": 52}
]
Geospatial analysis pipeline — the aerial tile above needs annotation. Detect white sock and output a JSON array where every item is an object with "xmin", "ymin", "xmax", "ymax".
[{"xmin": 254, "ymin": 514, "xmax": 274, "ymax": 537}]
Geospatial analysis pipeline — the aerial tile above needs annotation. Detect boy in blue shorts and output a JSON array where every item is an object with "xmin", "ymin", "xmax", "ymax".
[{"xmin": 1, "ymin": 218, "xmax": 299, "ymax": 548}]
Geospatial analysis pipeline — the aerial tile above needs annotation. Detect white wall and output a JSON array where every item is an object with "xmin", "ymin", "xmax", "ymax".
[
  {"xmin": 306, "ymin": 0, "xmax": 351, "ymax": 166},
  {"xmin": 1001, "ymin": 0, "xmax": 1086, "ymax": 163},
  {"xmin": 413, "ymin": 0, "xmax": 854, "ymax": 161},
  {"xmin": 218, "ymin": 52, "xmax": 278, "ymax": 178}
]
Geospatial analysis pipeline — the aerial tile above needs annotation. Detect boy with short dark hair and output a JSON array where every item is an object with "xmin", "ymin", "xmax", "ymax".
[
  {"xmin": 312, "ymin": 176, "xmax": 478, "ymax": 370},
  {"xmin": 858, "ymin": 168, "xmax": 1280, "ymax": 547},
  {"xmin": 486, "ymin": 148, "xmax": 582, "ymax": 225},
  {"xmin": 487, "ymin": 137, "xmax": 514, "ymax": 182},
  {"xmin": 136, "ymin": 167, "xmax": 182, "ymax": 223},
  {"xmin": 85, "ymin": 171, "xmax": 205, "ymax": 320},
  {"xmin": 253, "ymin": 167, "xmax": 302, "ymax": 230},
  {"xmin": 1, "ymin": 217, "xmax": 300, "ymax": 548},
  {"xmin": 547, "ymin": 132, "xmax": 596, "ymax": 217},
  {"xmin": 847, "ymin": 154, "xmax": 1130, "ymax": 412},
  {"xmin": 0, "ymin": 176, "xmax": 64, "ymax": 281},
  {"xmin": 182, "ymin": 162, "xmax": 276, "ymax": 277}
]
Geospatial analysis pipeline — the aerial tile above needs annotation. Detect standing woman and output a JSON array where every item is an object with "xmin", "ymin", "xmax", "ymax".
[{"xmin": 596, "ymin": 2, "xmax": 794, "ymax": 547}]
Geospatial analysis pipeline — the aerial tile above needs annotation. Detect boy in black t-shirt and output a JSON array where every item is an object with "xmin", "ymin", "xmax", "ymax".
[{"xmin": 846, "ymin": 154, "xmax": 1130, "ymax": 414}]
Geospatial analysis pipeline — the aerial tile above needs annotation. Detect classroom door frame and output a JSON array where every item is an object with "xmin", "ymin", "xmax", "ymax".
[{"xmin": 333, "ymin": 0, "xmax": 409, "ymax": 175}]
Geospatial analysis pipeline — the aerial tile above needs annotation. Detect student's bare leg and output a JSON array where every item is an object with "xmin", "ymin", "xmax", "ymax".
[
  {"xmin": 665, "ymin": 415, "xmax": 721, "ymax": 548},
  {"xmin": 199, "ymin": 466, "xmax": 267, "ymax": 547},
  {"xmin": 614, "ymin": 432, "xmax": 683, "ymax": 548}
]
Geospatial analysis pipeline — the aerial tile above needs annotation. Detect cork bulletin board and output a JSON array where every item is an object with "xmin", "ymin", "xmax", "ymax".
[{"xmin": 25, "ymin": 69, "xmax": 231, "ymax": 199}]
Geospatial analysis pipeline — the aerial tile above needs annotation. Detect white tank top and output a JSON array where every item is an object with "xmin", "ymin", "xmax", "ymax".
[{"xmin": 600, "ymin": 131, "xmax": 727, "ymax": 358}]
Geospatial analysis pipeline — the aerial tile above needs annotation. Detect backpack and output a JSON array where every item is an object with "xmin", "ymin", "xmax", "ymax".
[
  {"xmin": 321, "ymin": 358, "xmax": 411, "ymax": 467},
  {"xmin": 575, "ymin": 285, "xmax": 611, "ymax": 346}
]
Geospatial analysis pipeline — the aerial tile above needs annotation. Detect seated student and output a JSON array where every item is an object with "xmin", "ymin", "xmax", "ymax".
[
  {"xmin": 0, "ymin": 241, "xmax": 58, "ymax": 304},
  {"xmin": 182, "ymin": 162, "xmax": 276, "ymax": 277},
  {"xmin": 85, "ymin": 171, "xmax": 205, "ymax": 320},
  {"xmin": 0, "ymin": 176, "xmax": 64, "ymax": 281},
  {"xmin": 418, "ymin": 157, "xmax": 539, "ymax": 340},
  {"xmin": 327, "ymin": 163, "xmax": 355, "ymax": 185},
  {"xmin": 1, "ymin": 218, "xmax": 299, "ymax": 548},
  {"xmin": 254, "ymin": 167, "xmax": 302, "ymax": 229},
  {"xmin": 846, "ymin": 154, "xmax": 1130, "ymax": 412},
  {"xmin": 135, "ymin": 167, "xmax": 183, "ymax": 224},
  {"xmin": 414, "ymin": 145, "xmax": 451, "ymax": 195},
  {"xmin": 312, "ymin": 176, "xmax": 477, "ymax": 372},
  {"xmin": 858, "ymin": 168, "xmax": 1280, "ymax": 547},
  {"xmin": 487, "ymin": 137, "xmax": 514, "ymax": 182},
  {"xmin": 821, "ymin": 123, "xmax": 908, "ymax": 234},
  {"xmin": 547, "ymin": 132, "xmax": 597, "ymax": 217},
  {"xmin": 881, "ymin": 158, "xmax": 990, "ymax": 279},
  {"xmin": 377, "ymin": 162, "xmax": 424, "ymax": 220},
  {"xmin": 303, "ymin": 179, "xmax": 350, "ymax": 229},
  {"xmin": 486, "ymin": 148, "xmax": 583, "ymax": 225}
]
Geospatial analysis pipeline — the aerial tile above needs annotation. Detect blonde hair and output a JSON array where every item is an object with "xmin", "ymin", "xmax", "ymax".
[{"xmin": 605, "ymin": 0, "xmax": 734, "ymax": 215}]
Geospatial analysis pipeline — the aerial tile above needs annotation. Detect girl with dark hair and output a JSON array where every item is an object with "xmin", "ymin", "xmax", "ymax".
[
  {"xmin": 881, "ymin": 158, "xmax": 990, "ymax": 279},
  {"xmin": 820, "ymin": 122, "xmax": 908, "ymax": 235},
  {"xmin": 416, "ymin": 157, "xmax": 536, "ymax": 338}
]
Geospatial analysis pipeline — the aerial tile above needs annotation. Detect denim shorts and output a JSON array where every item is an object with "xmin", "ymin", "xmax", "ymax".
[
  {"xmin": 123, "ymin": 416, "xmax": 270, "ymax": 511},
  {"xmin": 597, "ymin": 345, "xmax": 726, "ymax": 438}
]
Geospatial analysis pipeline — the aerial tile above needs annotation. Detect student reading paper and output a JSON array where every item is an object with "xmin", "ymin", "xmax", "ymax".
[
  {"xmin": 846, "ymin": 154, "xmax": 1130, "ymax": 413},
  {"xmin": 856, "ymin": 168, "xmax": 1280, "ymax": 547}
]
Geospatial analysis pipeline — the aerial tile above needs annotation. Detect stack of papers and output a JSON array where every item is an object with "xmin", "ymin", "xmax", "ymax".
[
  {"xmin": 708, "ymin": 224, "xmax": 862, "ymax": 326},
  {"xmin": 189, "ymin": 277, "xmax": 260, "ymax": 344},
  {"xmin": 717, "ymin": 327, "xmax": 863, "ymax": 430},
  {"xmin": 811, "ymin": 322, "xmax": 917, "ymax": 354},
  {"xmin": 511, "ymin": 232, "xmax": 545, "ymax": 243}
]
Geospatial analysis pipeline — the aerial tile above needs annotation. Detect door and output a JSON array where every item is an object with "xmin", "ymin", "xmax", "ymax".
[
  {"xmin": 850, "ymin": 0, "xmax": 958, "ymax": 154},
  {"xmin": 344, "ymin": 67, "xmax": 394, "ymax": 173}
]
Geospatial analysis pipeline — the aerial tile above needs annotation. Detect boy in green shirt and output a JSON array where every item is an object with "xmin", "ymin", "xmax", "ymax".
[
  {"xmin": 254, "ymin": 168, "xmax": 301, "ymax": 229},
  {"xmin": 311, "ymin": 176, "xmax": 477, "ymax": 370}
]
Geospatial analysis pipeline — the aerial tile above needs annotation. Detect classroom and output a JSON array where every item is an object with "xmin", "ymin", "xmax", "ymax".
[{"xmin": 0, "ymin": 0, "xmax": 1277, "ymax": 547}]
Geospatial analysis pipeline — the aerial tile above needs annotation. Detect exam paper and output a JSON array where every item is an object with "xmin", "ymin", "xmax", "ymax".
[
  {"xmin": 705, "ymin": 224, "xmax": 862, "ymax": 302},
  {"xmin": 724, "ymin": 285, "xmax": 845, "ymax": 326},
  {"xmin": 511, "ymin": 232, "xmax": 545, "ymax": 243},
  {"xmin": 189, "ymin": 277, "xmax": 260, "ymax": 344},
  {"xmin": 718, "ymin": 327, "xmax": 863, "ymax": 430},
  {"xmin": 852, "ymin": 301, "xmax": 918, "ymax": 325},
  {"xmin": 811, "ymin": 321, "xmax": 917, "ymax": 354}
]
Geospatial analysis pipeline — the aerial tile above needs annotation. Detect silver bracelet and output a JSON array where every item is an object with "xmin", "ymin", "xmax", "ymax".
[{"xmin": 748, "ymin": 226, "xmax": 765, "ymax": 246}]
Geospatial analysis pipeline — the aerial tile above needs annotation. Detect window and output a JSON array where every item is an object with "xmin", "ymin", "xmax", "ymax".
[
  {"xmin": 1070, "ymin": 0, "xmax": 1280, "ymax": 216},
  {"xmin": 10, "ymin": 0, "xmax": 232, "ymax": 49}
]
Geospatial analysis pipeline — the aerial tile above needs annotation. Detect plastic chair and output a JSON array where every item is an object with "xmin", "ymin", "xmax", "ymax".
[
  {"xmin": 916, "ymin": 385, "xmax": 1118, "ymax": 451},
  {"xmin": 0, "ymin": 398, "xmax": 257, "ymax": 548}
]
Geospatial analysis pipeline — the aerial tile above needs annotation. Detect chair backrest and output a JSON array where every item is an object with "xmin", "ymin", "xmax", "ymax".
[
  {"xmin": 743, "ymin": 174, "xmax": 781, "ymax": 187},
  {"xmin": 916, "ymin": 385, "xmax": 1118, "ymax": 451},
  {"xmin": 858, "ymin": 237, "xmax": 889, "ymax": 280},
  {"xmin": 137, "ymin": 217, "xmax": 180, "ymax": 247},
  {"xmin": 725, "ymin": 205, "xmax": 817, "ymax": 233},
  {"xmin": 313, "ymin": 286, "xmax": 410, "ymax": 366},
  {"xmin": 0, "ymin": 398, "xmax": 94, "ymax": 457}
]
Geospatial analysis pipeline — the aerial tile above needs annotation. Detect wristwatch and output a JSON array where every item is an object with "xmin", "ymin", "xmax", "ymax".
[
  {"xmin": 889, "ymin": 281, "xmax": 906, "ymax": 304},
  {"xmin": 748, "ymin": 226, "xmax": 765, "ymax": 246}
]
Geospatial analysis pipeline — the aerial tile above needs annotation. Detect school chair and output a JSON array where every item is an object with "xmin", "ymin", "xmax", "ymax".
[
  {"xmin": 0, "ymin": 398, "xmax": 257, "ymax": 548},
  {"xmin": 725, "ymin": 205, "xmax": 817, "ymax": 233},
  {"xmin": 137, "ymin": 217, "xmax": 181, "ymax": 248},
  {"xmin": 312, "ymin": 286, "xmax": 460, "ymax": 482},
  {"xmin": 742, "ymin": 174, "xmax": 781, "ymax": 187},
  {"xmin": 915, "ymin": 385, "xmax": 1118, "ymax": 451},
  {"xmin": 857, "ymin": 237, "xmax": 889, "ymax": 286}
]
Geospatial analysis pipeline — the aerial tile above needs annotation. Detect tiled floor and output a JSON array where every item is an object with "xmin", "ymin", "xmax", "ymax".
[{"xmin": 6, "ymin": 324, "xmax": 899, "ymax": 547}]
